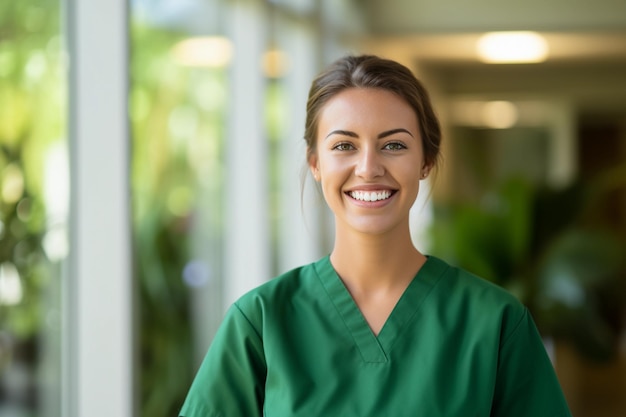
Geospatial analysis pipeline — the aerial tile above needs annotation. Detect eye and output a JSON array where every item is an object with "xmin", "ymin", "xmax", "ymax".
[
  {"xmin": 383, "ymin": 142, "xmax": 407, "ymax": 151},
  {"xmin": 332, "ymin": 142, "xmax": 355, "ymax": 151}
]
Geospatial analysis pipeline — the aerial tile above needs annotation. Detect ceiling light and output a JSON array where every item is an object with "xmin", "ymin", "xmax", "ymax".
[
  {"xmin": 477, "ymin": 31, "xmax": 548, "ymax": 63},
  {"xmin": 481, "ymin": 101, "xmax": 518, "ymax": 129},
  {"xmin": 171, "ymin": 36, "xmax": 233, "ymax": 68}
]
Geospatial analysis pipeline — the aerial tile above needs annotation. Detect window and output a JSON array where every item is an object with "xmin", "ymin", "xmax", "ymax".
[
  {"xmin": 129, "ymin": 1, "xmax": 352, "ymax": 416},
  {"xmin": 0, "ymin": 1, "xmax": 67, "ymax": 416}
]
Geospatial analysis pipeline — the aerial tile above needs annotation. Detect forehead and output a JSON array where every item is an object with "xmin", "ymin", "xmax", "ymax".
[{"xmin": 317, "ymin": 88, "xmax": 418, "ymax": 134}]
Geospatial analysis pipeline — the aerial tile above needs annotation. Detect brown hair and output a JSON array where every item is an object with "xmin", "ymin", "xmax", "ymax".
[{"xmin": 304, "ymin": 55, "xmax": 441, "ymax": 169}]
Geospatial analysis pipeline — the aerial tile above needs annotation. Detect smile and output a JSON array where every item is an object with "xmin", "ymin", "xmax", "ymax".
[{"xmin": 348, "ymin": 190, "xmax": 393, "ymax": 202}]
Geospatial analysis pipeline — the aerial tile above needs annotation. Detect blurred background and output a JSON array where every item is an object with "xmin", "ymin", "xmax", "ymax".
[{"xmin": 1, "ymin": 0, "xmax": 625, "ymax": 416}]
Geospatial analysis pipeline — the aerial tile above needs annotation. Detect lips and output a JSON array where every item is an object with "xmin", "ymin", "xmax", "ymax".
[{"xmin": 348, "ymin": 190, "xmax": 393, "ymax": 202}]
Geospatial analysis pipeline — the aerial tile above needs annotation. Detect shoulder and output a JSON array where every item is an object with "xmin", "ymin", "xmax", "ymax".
[
  {"xmin": 236, "ymin": 260, "xmax": 317, "ymax": 303},
  {"xmin": 231, "ymin": 258, "xmax": 323, "ymax": 326},
  {"xmin": 426, "ymin": 256, "xmax": 527, "ymax": 334},
  {"xmin": 428, "ymin": 256, "xmax": 520, "ymax": 303}
]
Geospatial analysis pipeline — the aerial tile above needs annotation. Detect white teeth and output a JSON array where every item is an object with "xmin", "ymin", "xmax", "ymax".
[{"xmin": 349, "ymin": 190, "xmax": 392, "ymax": 202}]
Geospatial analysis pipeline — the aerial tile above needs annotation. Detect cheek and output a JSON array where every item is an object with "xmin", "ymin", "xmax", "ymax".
[
  {"xmin": 399, "ymin": 171, "xmax": 423, "ymax": 200},
  {"xmin": 397, "ymin": 162, "xmax": 423, "ymax": 181},
  {"xmin": 318, "ymin": 156, "xmax": 346, "ymax": 179},
  {"xmin": 318, "ymin": 160, "xmax": 350, "ymax": 197}
]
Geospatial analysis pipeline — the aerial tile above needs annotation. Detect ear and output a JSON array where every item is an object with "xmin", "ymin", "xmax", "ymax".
[
  {"xmin": 308, "ymin": 153, "xmax": 320, "ymax": 181},
  {"xmin": 420, "ymin": 163, "xmax": 433, "ymax": 179}
]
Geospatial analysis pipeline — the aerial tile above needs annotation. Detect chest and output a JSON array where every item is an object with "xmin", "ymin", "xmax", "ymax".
[
  {"xmin": 352, "ymin": 292, "xmax": 402, "ymax": 336},
  {"xmin": 260, "ymin": 289, "xmax": 501, "ymax": 417},
  {"xmin": 262, "ymin": 327, "xmax": 498, "ymax": 417}
]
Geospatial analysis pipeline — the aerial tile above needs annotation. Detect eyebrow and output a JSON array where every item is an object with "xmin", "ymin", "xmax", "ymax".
[{"xmin": 324, "ymin": 128, "xmax": 414, "ymax": 140}]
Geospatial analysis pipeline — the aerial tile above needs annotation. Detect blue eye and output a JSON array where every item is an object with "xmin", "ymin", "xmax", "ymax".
[{"xmin": 384, "ymin": 142, "xmax": 407, "ymax": 151}]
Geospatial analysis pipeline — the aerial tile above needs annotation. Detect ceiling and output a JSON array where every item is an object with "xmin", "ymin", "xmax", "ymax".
[
  {"xmin": 356, "ymin": 0, "xmax": 626, "ymax": 116},
  {"xmin": 362, "ymin": 0, "xmax": 626, "ymax": 34}
]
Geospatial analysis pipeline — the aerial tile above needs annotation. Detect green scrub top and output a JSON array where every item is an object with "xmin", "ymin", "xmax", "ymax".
[{"xmin": 179, "ymin": 256, "xmax": 572, "ymax": 417}]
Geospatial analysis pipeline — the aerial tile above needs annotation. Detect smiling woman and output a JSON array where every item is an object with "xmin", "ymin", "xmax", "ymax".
[
  {"xmin": 179, "ymin": 55, "xmax": 573, "ymax": 417},
  {"xmin": 310, "ymin": 87, "xmax": 426, "ymax": 240}
]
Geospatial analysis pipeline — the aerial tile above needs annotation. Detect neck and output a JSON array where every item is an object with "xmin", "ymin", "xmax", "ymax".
[{"xmin": 330, "ymin": 225, "xmax": 426, "ymax": 293}]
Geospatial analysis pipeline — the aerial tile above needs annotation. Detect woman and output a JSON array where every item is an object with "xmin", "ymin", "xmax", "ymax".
[{"xmin": 179, "ymin": 55, "xmax": 572, "ymax": 416}]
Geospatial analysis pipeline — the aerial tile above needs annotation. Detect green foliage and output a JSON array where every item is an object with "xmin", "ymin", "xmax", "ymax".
[
  {"xmin": 430, "ymin": 177, "xmax": 535, "ymax": 295},
  {"xmin": 535, "ymin": 228, "xmax": 625, "ymax": 361},
  {"xmin": 0, "ymin": 1, "xmax": 64, "ymax": 415},
  {"xmin": 429, "ymin": 170, "xmax": 626, "ymax": 362},
  {"xmin": 0, "ymin": 0, "xmax": 62, "ymax": 348},
  {"xmin": 135, "ymin": 201, "xmax": 194, "ymax": 417},
  {"xmin": 130, "ymin": 20, "xmax": 229, "ymax": 417}
]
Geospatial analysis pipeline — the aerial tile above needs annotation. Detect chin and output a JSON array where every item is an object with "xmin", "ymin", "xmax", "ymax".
[{"xmin": 347, "ymin": 220, "xmax": 400, "ymax": 236}]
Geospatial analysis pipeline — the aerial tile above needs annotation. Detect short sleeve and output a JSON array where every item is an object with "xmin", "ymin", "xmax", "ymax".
[
  {"xmin": 179, "ymin": 303, "xmax": 267, "ymax": 417},
  {"xmin": 491, "ymin": 308, "xmax": 572, "ymax": 417}
]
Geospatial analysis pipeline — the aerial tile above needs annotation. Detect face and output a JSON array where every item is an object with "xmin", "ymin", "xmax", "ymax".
[{"xmin": 309, "ymin": 87, "xmax": 429, "ymax": 236}]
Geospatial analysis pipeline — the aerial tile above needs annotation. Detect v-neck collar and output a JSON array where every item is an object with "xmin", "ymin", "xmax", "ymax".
[{"xmin": 313, "ymin": 255, "xmax": 449, "ymax": 363}]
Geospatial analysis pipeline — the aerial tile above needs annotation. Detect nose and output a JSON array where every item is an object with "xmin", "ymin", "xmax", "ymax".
[{"xmin": 354, "ymin": 148, "xmax": 384, "ymax": 179}]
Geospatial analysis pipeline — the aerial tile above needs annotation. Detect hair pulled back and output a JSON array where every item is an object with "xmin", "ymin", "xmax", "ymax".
[{"xmin": 304, "ymin": 55, "xmax": 441, "ymax": 169}]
